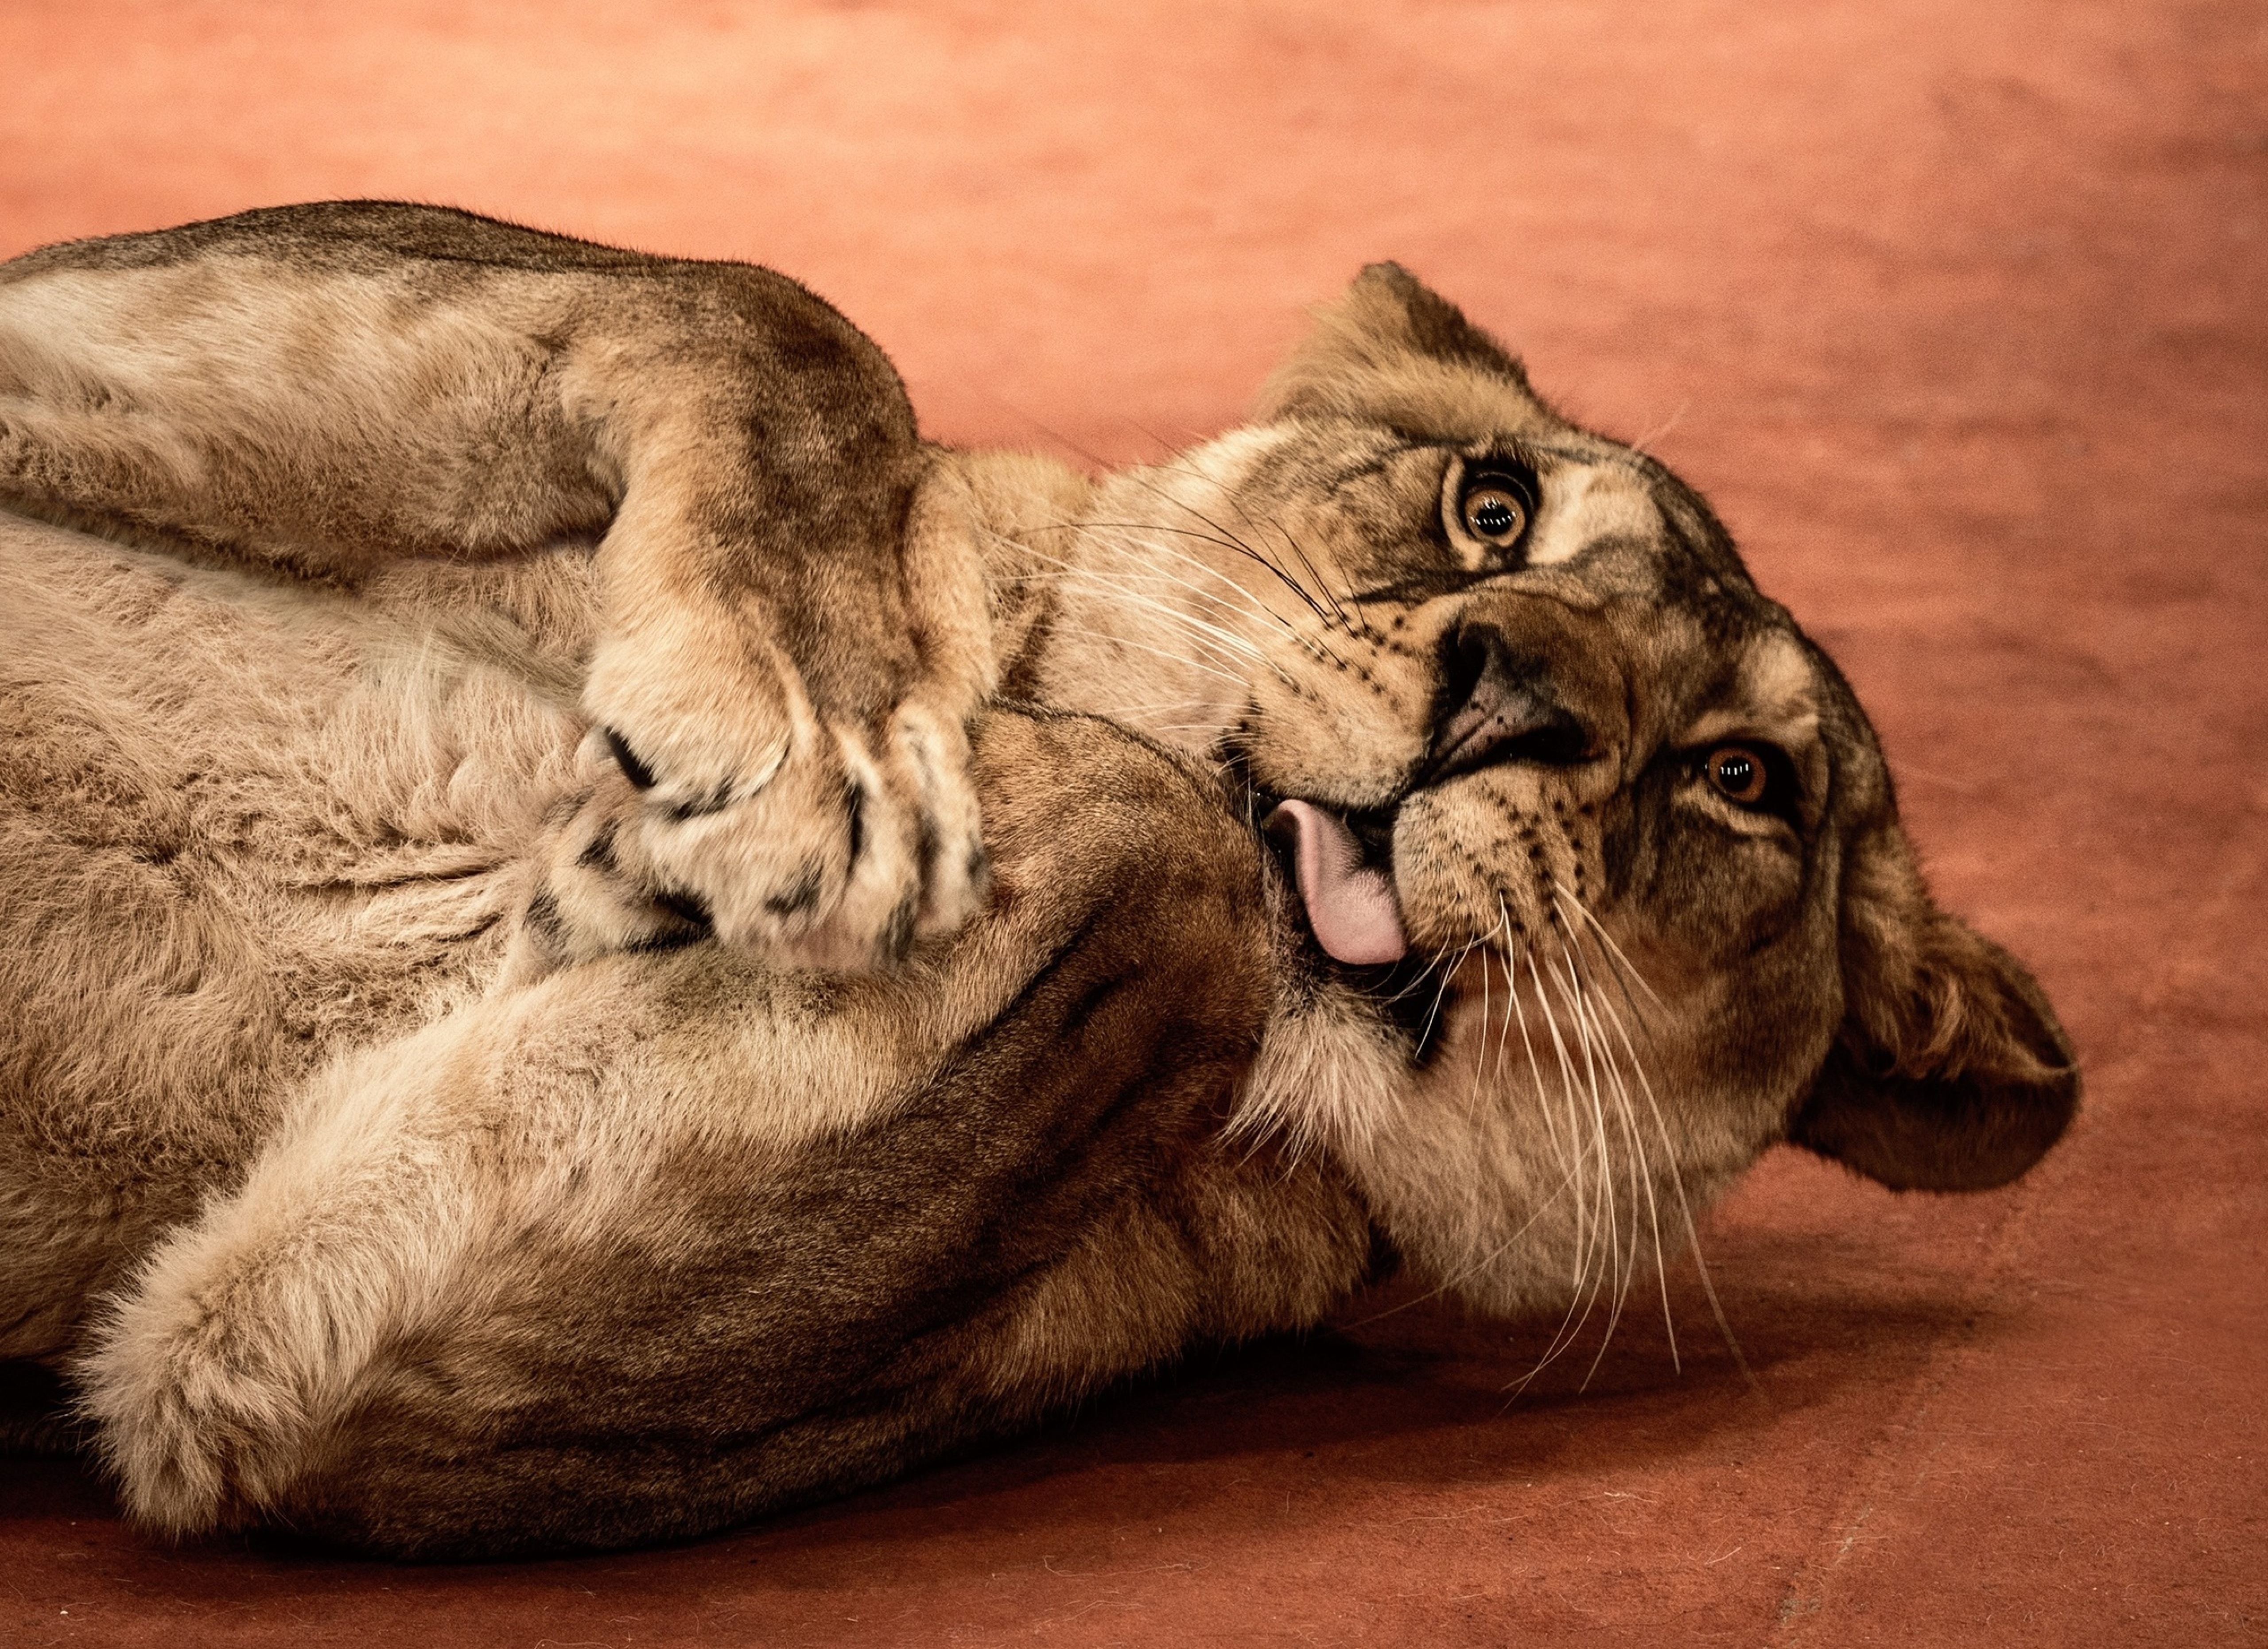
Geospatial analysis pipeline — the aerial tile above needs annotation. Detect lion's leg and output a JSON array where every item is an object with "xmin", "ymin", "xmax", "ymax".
[
  {"xmin": 0, "ymin": 205, "xmax": 993, "ymax": 971},
  {"xmin": 78, "ymin": 711, "xmax": 1307, "ymax": 1557},
  {"xmin": 0, "ymin": 253, "xmax": 612, "ymax": 568},
  {"xmin": 73, "ymin": 1014, "xmax": 507, "ymax": 1536},
  {"xmin": 508, "ymin": 454, "xmax": 995, "ymax": 978}
]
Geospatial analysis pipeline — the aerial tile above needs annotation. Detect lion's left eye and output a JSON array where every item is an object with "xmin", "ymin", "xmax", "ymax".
[{"xmin": 1704, "ymin": 745, "xmax": 1772, "ymax": 807}]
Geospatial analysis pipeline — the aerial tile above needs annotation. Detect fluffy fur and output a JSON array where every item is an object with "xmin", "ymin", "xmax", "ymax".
[{"xmin": 0, "ymin": 209, "xmax": 2078, "ymax": 1557}]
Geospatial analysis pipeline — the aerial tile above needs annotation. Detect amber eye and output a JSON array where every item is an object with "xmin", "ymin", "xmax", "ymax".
[
  {"xmin": 1704, "ymin": 745, "xmax": 1771, "ymax": 807},
  {"xmin": 1457, "ymin": 469, "xmax": 1534, "ymax": 549}
]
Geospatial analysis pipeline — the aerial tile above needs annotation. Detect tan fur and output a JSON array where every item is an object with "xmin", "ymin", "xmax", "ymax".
[
  {"xmin": 0, "ymin": 221, "xmax": 2079, "ymax": 1557},
  {"xmin": 0, "ymin": 203, "xmax": 990, "ymax": 972}
]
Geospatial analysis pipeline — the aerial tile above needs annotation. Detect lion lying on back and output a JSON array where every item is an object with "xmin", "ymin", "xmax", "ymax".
[{"xmin": 0, "ymin": 206, "xmax": 2078, "ymax": 1558}]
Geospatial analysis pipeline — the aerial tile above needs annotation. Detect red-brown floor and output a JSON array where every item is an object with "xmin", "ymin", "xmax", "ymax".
[{"xmin": 3, "ymin": 3, "xmax": 2262, "ymax": 1643}]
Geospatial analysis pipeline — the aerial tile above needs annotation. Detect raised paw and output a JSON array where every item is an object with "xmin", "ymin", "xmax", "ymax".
[{"xmin": 527, "ymin": 637, "xmax": 989, "ymax": 975}]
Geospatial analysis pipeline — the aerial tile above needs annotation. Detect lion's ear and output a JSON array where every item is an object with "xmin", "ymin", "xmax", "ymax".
[
  {"xmin": 1789, "ymin": 823, "xmax": 2079, "ymax": 1191},
  {"xmin": 1256, "ymin": 263, "xmax": 1531, "ymax": 423}
]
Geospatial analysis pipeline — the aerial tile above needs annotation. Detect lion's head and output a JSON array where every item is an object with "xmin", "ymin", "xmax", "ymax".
[{"xmin": 1001, "ymin": 264, "xmax": 2078, "ymax": 1319}]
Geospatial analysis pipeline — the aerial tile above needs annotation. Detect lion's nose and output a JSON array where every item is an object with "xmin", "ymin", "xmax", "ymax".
[{"xmin": 1423, "ymin": 622, "xmax": 1594, "ymax": 785}]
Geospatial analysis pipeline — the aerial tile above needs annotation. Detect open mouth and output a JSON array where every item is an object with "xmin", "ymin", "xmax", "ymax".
[
  {"xmin": 1259, "ymin": 797, "xmax": 1409, "ymax": 966},
  {"xmin": 1247, "ymin": 785, "xmax": 1481, "ymax": 1056}
]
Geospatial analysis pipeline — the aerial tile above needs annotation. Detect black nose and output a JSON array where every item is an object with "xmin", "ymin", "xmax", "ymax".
[{"xmin": 1424, "ymin": 624, "xmax": 1593, "ymax": 785}]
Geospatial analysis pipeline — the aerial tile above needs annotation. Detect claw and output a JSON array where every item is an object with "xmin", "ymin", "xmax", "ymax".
[{"xmin": 603, "ymin": 728, "xmax": 656, "ymax": 790}]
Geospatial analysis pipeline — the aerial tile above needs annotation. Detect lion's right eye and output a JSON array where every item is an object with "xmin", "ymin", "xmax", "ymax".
[{"xmin": 1705, "ymin": 746, "xmax": 1768, "ymax": 805}]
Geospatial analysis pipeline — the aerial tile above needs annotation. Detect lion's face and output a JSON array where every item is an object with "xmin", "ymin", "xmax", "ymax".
[{"xmin": 1025, "ymin": 265, "xmax": 2078, "ymax": 1318}]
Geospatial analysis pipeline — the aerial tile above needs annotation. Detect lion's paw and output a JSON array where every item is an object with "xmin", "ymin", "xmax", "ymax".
[
  {"xmin": 78, "ymin": 1265, "xmax": 317, "ymax": 1536},
  {"xmin": 515, "ymin": 640, "xmax": 989, "ymax": 978}
]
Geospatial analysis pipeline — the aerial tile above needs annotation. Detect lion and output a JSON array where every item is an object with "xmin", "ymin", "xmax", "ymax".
[{"xmin": 0, "ymin": 206, "xmax": 2078, "ymax": 1558}]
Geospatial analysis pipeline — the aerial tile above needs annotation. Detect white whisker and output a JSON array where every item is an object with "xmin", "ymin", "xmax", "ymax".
[
  {"xmin": 1019, "ymin": 549, "xmax": 1288, "ymax": 657},
  {"xmin": 1024, "ymin": 570, "xmax": 1291, "ymax": 684},
  {"xmin": 1552, "ymin": 880, "xmax": 1665, "ymax": 1011},
  {"xmin": 1415, "ymin": 938, "xmax": 1480, "ymax": 1053},
  {"xmin": 1091, "ymin": 530, "xmax": 1310, "ymax": 642},
  {"xmin": 1032, "ymin": 621, "xmax": 1252, "ymax": 690},
  {"xmin": 1557, "ymin": 909, "xmax": 1676, "ymax": 1376},
  {"xmin": 1545, "ymin": 935, "xmax": 1636, "ymax": 1389},
  {"xmin": 1629, "ymin": 397, "xmax": 1691, "ymax": 456},
  {"xmin": 1103, "ymin": 468, "xmax": 1346, "ymax": 636},
  {"xmin": 1510, "ymin": 948, "xmax": 1616, "ymax": 1393},
  {"xmin": 1570, "ymin": 912, "xmax": 1756, "ymax": 1391}
]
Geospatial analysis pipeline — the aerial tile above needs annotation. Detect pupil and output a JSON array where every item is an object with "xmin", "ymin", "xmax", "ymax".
[
  {"xmin": 1717, "ymin": 755, "xmax": 1753, "ymax": 790},
  {"xmin": 1472, "ymin": 497, "xmax": 1515, "ymax": 536}
]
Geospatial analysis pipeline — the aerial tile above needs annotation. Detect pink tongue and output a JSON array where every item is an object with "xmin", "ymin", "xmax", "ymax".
[{"xmin": 1270, "ymin": 799, "xmax": 1409, "ymax": 966}]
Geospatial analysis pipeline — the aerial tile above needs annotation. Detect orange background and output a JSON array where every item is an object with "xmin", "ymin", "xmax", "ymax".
[{"xmin": 4, "ymin": 2, "xmax": 2263, "ymax": 1643}]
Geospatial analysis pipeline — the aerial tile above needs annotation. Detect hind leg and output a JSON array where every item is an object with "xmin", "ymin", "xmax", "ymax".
[{"xmin": 75, "ymin": 1017, "xmax": 508, "ymax": 1536}]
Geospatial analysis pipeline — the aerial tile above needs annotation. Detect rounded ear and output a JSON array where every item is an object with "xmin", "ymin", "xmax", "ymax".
[
  {"xmin": 1254, "ymin": 263, "xmax": 1534, "ymax": 427},
  {"xmin": 1789, "ymin": 825, "xmax": 2080, "ymax": 1191}
]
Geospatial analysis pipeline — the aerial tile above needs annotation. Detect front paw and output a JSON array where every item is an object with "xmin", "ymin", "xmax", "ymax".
[
  {"xmin": 500, "ymin": 761, "xmax": 715, "ymax": 983},
  {"xmin": 575, "ymin": 639, "xmax": 988, "ymax": 971}
]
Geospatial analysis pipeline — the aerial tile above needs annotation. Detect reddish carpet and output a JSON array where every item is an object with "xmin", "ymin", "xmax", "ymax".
[{"xmin": 2, "ymin": 2, "xmax": 2261, "ymax": 1643}]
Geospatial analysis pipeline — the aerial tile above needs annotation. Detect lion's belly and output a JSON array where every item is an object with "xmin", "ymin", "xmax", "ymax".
[{"xmin": 0, "ymin": 512, "xmax": 587, "ymax": 1356}]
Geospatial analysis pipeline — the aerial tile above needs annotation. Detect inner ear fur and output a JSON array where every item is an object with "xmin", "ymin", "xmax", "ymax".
[
  {"xmin": 1790, "ymin": 823, "xmax": 2080, "ymax": 1192},
  {"xmin": 1255, "ymin": 262, "xmax": 1535, "ymax": 429}
]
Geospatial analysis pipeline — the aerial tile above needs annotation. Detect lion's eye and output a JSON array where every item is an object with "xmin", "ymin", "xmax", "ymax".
[
  {"xmin": 1463, "ymin": 487, "xmax": 1526, "ymax": 543},
  {"xmin": 1455, "ymin": 467, "xmax": 1536, "ymax": 551},
  {"xmin": 1704, "ymin": 745, "xmax": 1771, "ymax": 807}
]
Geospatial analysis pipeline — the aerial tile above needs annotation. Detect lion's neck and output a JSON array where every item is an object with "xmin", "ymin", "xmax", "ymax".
[
  {"xmin": 953, "ymin": 439, "xmax": 1268, "ymax": 757},
  {"xmin": 950, "ymin": 447, "xmax": 1092, "ymax": 702}
]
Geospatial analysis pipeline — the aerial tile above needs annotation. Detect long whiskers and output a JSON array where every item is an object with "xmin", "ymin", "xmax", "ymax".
[
  {"xmin": 1556, "ymin": 908, "xmax": 1677, "ymax": 1377},
  {"xmin": 1028, "ymin": 619, "xmax": 1254, "ymax": 692},
  {"xmin": 1085, "ymin": 450, "xmax": 1363, "ymax": 643},
  {"xmin": 1507, "ymin": 945, "xmax": 1621, "ymax": 1395},
  {"xmin": 1021, "ymin": 514, "xmax": 1351, "ymax": 673},
  {"xmin": 1415, "ymin": 936, "xmax": 1481, "ymax": 1054},
  {"xmin": 1336, "ymin": 902, "xmax": 1743, "ymax": 1404},
  {"xmin": 1550, "ymin": 880, "xmax": 1666, "ymax": 1014},
  {"xmin": 1021, "ymin": 568, "xmax": 1300, "ymax": 691},
  {"xmin": 1548, "ymin": 933, "xmax": 1642, "ymax": 1390},
  {"xmin": 1022, "ymin": 528, "xmax": 1299, "ymax": 636},
  {"xmin": 1344, "ymin": 922, "xmax": 1567, "ymax": 1330},
  {"xmin": 1553, "ymin": 889, "xmax": 1755, "ymax": 1392},
  {"xmin": 1099, "ymin": 468, "xmax": 1350, "ymax": 639}
]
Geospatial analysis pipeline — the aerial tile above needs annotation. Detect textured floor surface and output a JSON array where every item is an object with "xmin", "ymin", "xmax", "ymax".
[{"xmin": 2, "ymin": 2, "xmax": 2263, "ymax": 1644}]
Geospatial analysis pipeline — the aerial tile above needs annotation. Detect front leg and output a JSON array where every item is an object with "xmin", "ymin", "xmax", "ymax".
[
  {"xmin": 0, "ymin": 202, "xmax": 994, "ymax": 969},
  {"xmin": 577, "ymin": 446, "xmax": 993, "ymax": 966}
]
